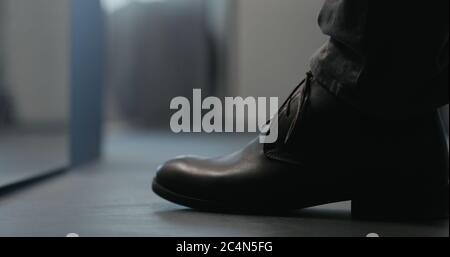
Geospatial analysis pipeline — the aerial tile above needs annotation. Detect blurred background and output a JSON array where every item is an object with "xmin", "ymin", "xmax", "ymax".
[
  {"xmin": 102, "ymin": 0, "xmax": 326, "ymax": 128},
  {"xmin": 0, "ymin": 0, "xmax": 69, "ymax": 186},
  {"xmin": 0, "ymin": 0, "xmax": 448, "ymax": 237},
  {"xmin": 0, "ymin": 0, "xmax": 448, "ymax": 185}
]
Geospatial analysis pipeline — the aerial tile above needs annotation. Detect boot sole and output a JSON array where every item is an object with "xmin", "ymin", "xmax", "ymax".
[
  {"xmin": 152, "ymin": 179, "xmax": 298, "ymax": 214},
  {"xmin": 152, "ymin": 179, "xmax": 221, "ymax": 211},
  {"xmin": 152, "ymin": 179, "xmax": 449, "ymax": 220}
]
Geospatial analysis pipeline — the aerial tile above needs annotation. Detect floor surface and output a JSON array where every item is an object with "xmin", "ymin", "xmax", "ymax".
[{"xmin": 0, "ymin": 129, "xmax": 448, "ymax": 237}]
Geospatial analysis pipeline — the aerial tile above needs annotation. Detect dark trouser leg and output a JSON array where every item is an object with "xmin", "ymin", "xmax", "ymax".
[{"xmin": 311, "ymin": 0, "xmax": 449, "ymax": 119}]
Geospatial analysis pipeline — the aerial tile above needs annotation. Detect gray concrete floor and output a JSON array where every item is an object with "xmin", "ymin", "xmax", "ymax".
[{"xmin": 0, "ymin": 129, "xmax": 448, "ymax": 237}]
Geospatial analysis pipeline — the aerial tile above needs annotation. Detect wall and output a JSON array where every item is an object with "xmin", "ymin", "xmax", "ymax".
[
  {"xmin": 103, "ymin": 0, "xmax": 210, "ymax": 126},
  {"xmin": 231, "ymin": 0, "xmax": 326, "ymax": 99},
  {"xmin": 2, "ymin": 0, "xmax": 69, "ymax": 126}
]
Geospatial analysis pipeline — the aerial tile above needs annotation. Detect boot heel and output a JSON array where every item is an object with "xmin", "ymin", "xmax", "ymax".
[{"xmin": 351, "ymin": 184, "xmax": 449, "ymax": 220}]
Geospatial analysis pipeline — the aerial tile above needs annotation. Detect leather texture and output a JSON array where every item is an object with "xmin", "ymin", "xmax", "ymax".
[{"xmin": 153, "ymin": 75, "xmax": 449, "ymax": 214}]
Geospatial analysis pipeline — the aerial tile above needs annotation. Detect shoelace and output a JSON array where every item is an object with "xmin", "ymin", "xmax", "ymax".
[
  {"xmin": 284, "ymin": 72, "xmax": 313, "ymax": 144},
  {"xmin": 285, "ymin": 72, "xmax": 313, "ymax": 117},
  {"xmin": 263, "ymin": 72, "xmax": 313, "ymax": 143}
]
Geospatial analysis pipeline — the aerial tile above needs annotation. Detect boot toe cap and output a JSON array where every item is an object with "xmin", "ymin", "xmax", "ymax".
[{"xmin": 154, "ymin": 156, "xmax": 210, "ymax": 197}]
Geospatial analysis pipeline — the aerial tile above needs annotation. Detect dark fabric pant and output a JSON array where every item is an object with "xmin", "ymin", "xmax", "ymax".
[{"xmin": 310, "ymin": 0, "xmax": 449, "ymax": 119}]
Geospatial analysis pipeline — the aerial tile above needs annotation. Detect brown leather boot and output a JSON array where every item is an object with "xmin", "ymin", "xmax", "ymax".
[{"xmin": 153, "ymin": 73, "xmax": 449, "ymax": 220}]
